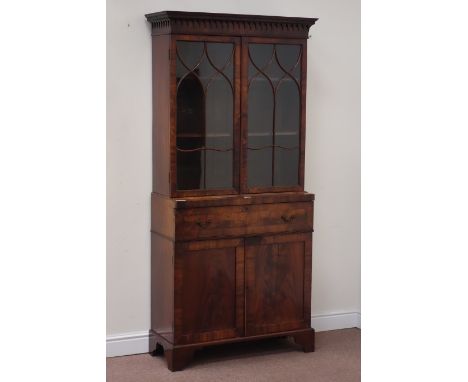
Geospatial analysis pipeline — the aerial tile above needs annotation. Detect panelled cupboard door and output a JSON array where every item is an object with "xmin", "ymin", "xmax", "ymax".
[
  {"xmin": 174, "ymin": 238, "xmax": 245, "ymax": 345},
  {"xmin": 172, "ymin": 35, "xmax": 241, "ymax": 197},
  {"xmin": 245, "ymin": 233, "xmax": 312, "ymax": 336},
  {"xmin": 241, "ymin": 37, "xmax": 307, "ymax": 193}
]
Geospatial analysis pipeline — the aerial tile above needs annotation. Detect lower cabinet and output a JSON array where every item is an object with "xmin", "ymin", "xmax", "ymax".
[
  {"xmin": 173, "ymin": 233, "xmax": 311, "ymax": 343},
  {"xmin": 151, "ymin": 223, "xmax": 314, "ymax": 371}
]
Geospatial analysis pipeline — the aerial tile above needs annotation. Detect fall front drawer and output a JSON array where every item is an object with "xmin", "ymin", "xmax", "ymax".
[
  {"xmin": 174, "ymin": 202, "xmax": 313, "ymax": 241},
  {"xmin": 151, "ymin": 193, "xmax": 315, "ymax": 241}
]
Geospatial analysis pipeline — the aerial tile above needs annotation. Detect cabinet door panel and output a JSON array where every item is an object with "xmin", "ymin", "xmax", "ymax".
[
  {"xmin": 174, "ymin": 36, "xmax": 240, "ymax": 196},
  {"xmin": 174, "ymin": 239, "xmax": 244, "ymax": 344},
  {"xmin": 245, "ymin": 233, "xmax": 311, "ymax": 336},
  {"xmin": 241, "ymin": 37, "xmax": 306, "ymax": 193}
]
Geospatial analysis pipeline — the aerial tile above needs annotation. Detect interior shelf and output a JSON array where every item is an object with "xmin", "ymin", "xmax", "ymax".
[
  {"xmin": 176, "ymin": 146, "xmax": 233, "ymax": 152},
  {"xmin": 178, "ymin": 133, "xmax": 232, "ymax": 138},
  {"xmin": 176, "ymin": 76, "xmax": 234, "ymax": 83},
  {"xmin": 248, "ymin": 131, "xmax": 298, "ymax": 137},
  {"xmin": 247, "ymin": 145, "xmax": 299, "ymax": 151},
  {"xmin": 177, "ymin": 132, "xmax": 297, "ymax": 138}
]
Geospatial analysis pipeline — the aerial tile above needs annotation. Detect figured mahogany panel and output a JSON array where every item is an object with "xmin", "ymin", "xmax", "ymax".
[
  {"xmin": 174, "ymin": 238, "xmax": 244, "ymax": 344},
  {"xmin": 245, "ymin": 233, "xmax": 311, "ymax": 335}
]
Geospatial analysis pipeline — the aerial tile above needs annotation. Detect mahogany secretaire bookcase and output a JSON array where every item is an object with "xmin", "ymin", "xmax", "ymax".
[{"xmin": 145, "ymin": 11, "xmax": 318, "ymax": 371}]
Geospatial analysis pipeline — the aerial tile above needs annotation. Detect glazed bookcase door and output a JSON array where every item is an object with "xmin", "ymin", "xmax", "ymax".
[
  {"xmin": 244, "ymin": 233, "xmax": 312, "ymax": 336},
  {"xmin": 174, "ymin": 238, "xmax": 245, "ymax": 344},
  {"xmin": 172, "ymin": 35, "xmax": 241, "ymax": 197},
  {"xmin": 241, "ymin": 37, "xmax": 307, "ymax": 193}
]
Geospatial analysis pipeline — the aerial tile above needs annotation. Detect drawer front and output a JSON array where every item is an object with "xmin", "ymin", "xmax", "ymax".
[{"xmin": 175, "ymin": 202, "xmax": 313, "ymax": 241}]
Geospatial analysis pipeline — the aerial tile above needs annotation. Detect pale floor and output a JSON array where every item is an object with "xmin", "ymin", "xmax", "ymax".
[{"xmin": 107, "ymin": 328, "xmax": 360, "ymax": 382}]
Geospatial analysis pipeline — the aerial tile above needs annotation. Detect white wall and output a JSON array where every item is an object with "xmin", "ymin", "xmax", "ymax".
[{"xmin": 107, "ymin": 0, "xmax": 360, "ymax": 338}]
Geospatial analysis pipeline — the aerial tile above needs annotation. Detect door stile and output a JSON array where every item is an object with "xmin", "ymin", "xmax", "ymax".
[
  {"xmin": 235, "ymin": 244, "xmax": 245, "ymax": 337},
  {"xmin": 239, "ymin": 37, "xmax": 249, "ymax": 193}
]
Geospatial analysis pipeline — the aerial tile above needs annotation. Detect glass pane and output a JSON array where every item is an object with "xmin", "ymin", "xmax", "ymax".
[
  {"xmin": 176, "ymin": 40, "xmax": 234, "ymax": 191},
  {"xmin": 249, "ymin": 44, "xmax": 274, "ymax": 68},
  {"xmin": 247, "ymin": 79, "xmax": 273, "ymax": 137},
  {"xmin": 177, "ymin": 149, "xmax": 204, "ymax": 190},
  {"xmin": 177, "ymin": 73, "xmax": 204, "ymax": 138},
  {"xmin": 205, "ymin": 62, "xmax": 233, "ymax": 140},
  {"xmin": 274, "ymin": 148, "xmax": 299, "ymax": 186},
  {"xmin": 276, "ymin": 45, "xmax": 301, "ymax": 74},
  {"xmin": 196, "ymin": 57, "xmax": 216, "ymax": 88},
  {"xmin": 248, "ymin": 44, "xmax": 273, "ymax": 80},
  {"xmin": 276, "ymin": 80, "xmax": 300, "ymax": 138},
  {"xmin": 176, "ymin": 59, "xmax": 187, "ymax": 82},
  {"xmin": 292, "ymin": 64, "xmax": 301, "ymax": 82},
  {"xmin": 247, "ymin": 76, "xmax": 274, "ymax": 188},
  {"xmin": 205, "ymin": 76, "xmax": 233, "ymax": 189},
  {"xmin": 264, "ymin": 58, "xmax": 283, "ymax": 85},
  {"xmin": 177, "ymin": 41, "xmax": 204, "ymax": 70},
  {"xmin": 247, "ymin": 43, "xmax": 301, "ymax": 189},
  {"xmin": 205, "ymin": 150, "xmax": 233, "ymax": 189},
  {"xmin": 207, "ymin": 43, "xmax": 233, "ymax": 69},
  {"xmin": 248, "ymin": 148, "xmax": 273, "ymax": 187},
  {"xmin": 223, "ymin": 60, "xmax": 234, "ymax": 83},
  {"xmin": 274, "ymin": 77, "xmax": 300, "ymax": 187}
]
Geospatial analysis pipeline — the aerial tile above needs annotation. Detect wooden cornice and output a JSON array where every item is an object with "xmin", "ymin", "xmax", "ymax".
[{"xmin": 145, "ymin": 11, "xmax": 318, "ymax": 39}]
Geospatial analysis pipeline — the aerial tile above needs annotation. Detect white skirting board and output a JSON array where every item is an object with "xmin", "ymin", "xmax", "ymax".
[
  {"xmin": 106, "ymin": 312, "xmax": 361, "ymax": 357},
  {"xmin": 311, "ymin": 312, "xmax": 361, "ymax": 332}
]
